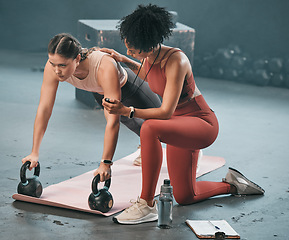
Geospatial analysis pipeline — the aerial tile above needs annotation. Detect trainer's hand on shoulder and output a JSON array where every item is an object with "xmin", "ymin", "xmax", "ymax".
[
  {"xmin": 94, "ymin": 163, "xmax": 112, "ymax": 182},
  {"xmin": 22, "ymin": 153, "xmax": 39, "ymax": 171},
  {"xmin": 99, "ymin": 48, "xmax": 125, "ymax": 62}
]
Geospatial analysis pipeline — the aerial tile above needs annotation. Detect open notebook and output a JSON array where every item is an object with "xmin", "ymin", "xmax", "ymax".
[{"xmin": 186, "ymin": 220, "xmax": 240, "ymax": 239}]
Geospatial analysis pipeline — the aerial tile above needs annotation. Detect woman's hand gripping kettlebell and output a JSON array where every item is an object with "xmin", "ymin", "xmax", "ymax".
[
  {"xmin": 88, "ymin": 174, "xmax": 114, "ymax": 213},
  {"xmin": 17, "ymin": 161, "xmax": 43, "ymax": 198},
  {"xmin": 21, "ymin": 153, "xmax": 39, "ymax": 171},
  {"xmin": 94, "ymin": 159, "xmax": 113, "ymax": 182}
]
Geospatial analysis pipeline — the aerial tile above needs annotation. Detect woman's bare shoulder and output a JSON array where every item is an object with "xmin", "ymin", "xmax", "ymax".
[
  {"xmin": 43, "ymin": 60, "xmax": 60, "ymax": 83},
  {"xmin": 99, "ymin": 53, "xmax": 118, "ymax": 70}
]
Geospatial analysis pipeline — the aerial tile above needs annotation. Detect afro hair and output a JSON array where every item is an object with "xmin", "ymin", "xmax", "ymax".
[{"xmin": 118, "ymin": 4, "xmax": 174, "ymax": 52}]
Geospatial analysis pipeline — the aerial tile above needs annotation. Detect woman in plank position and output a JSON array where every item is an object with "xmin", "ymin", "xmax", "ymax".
[
  {"xmin": 21, "ymin": 33, "xmax": 161, "ymax": 181},
  {"xmin": 101, "ymin": 4, "xmax": 265, "ymax": 224}
]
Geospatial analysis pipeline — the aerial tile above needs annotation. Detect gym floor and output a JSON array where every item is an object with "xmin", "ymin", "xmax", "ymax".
[{"xmin": 1, "ymin": 50, "xmax": 289, "ymax": 240}]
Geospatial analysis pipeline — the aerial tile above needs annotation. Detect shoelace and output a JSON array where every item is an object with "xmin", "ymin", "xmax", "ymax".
[{"xmin": 125, "ymin": 197, "xmax": 144, "ymax": 213}]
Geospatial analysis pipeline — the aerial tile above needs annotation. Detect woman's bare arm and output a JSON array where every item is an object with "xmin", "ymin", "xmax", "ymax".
[
  {"xmin": 93, "ymin": 55, "xmax": 122, "ymax": 181},
  {"xmin": 103, "ymin": 52, "xmax": 190, "ymax": 120},
  {"xmin": 22, "ymin": 61, "xmax": 59, "ymax": 170}
]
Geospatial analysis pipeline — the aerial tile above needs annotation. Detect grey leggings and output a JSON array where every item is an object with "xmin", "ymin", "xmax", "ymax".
[{"xmin": 93, "ymin": 68, "xmax": 161, "ymax": 136}]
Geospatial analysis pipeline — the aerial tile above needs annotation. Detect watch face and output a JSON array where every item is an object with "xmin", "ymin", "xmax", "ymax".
[{"xmin": 103, "ymin": 160, "xmax": 113, "ymax": 165}]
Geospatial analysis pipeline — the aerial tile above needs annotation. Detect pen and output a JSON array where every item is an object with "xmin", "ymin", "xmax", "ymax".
[{"xmin": 209, "ymin": 221, "xmax": 220, "ymax": 230}]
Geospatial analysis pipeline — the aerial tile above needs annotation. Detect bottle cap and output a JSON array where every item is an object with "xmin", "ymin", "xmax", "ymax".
[
  {"xmin": 164, "ymin": 179, "xmax": 170, "ymax": 185},
  {"xmin": 161, "ymin": 179, "xmax": 173, "ymax": 193}
]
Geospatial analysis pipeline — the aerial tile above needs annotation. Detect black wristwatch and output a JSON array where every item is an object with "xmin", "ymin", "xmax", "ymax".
[{"xmin": 101, "ymin": 159, "xmax": 113, "ymax": 165}]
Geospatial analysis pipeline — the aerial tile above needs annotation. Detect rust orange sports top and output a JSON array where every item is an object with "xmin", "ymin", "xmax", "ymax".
[{"xmin": 144, "ymin": 48, "xmax": 195, "ymax": 105}]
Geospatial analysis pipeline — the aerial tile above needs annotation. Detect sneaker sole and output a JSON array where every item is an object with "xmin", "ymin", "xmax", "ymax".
[
  {"xmin": 113, "ymin": 213, "xmax": 158, "ymax": 225},
  {"xmin": 227, "ymin": 167, "xmax": 265, "ymax": 195}
]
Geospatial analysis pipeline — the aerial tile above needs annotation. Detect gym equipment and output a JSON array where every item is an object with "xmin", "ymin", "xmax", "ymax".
[
  {"xmin": 227, "ymin": 44, "xmax": 242, "ymax": 55},
  {"xmin": 17, "ymin": 161, "xmax": 43, "ymax": 198},
  {"xmin": 253, "ymin": 69, "xmax": 270, "ymax": 86},
  {"xmin": 243, "ymin": 69, "xmax": 255, "ymax": 83},
  {"xmin": 268, "ymin": 58, "xmax": 283, "ymax": 73},
  {"xmin": 270, "ymin": 73, "xmax": 285, "ymax": 87},
  {"xmin": 88, "ymin": 175, "xmax": 113, "ymax": 213},
  {"xmin": 215, "ymin": 48, "xmax": 232, "ymax": 67},
  {"xmin": 223, "ymin": 69, "xmax": 240, "ymax": 81},
  {"xmin": 12, "ymin": 148, "xmax": 226, "ymax": 216},
  {"xmin": 231, "ymin": 55, "xmax": 245, "ymax": 70},
  {"xmin": 196, "ymin": 43, "xmax": 289, "ymax": 89},
  {"xmin": 253, "ymin": 58, "xmax": 269, "ymax": 70},
  {"xmin": 241, "ymin": 53, "xmax": 253, "ymax": 69}
]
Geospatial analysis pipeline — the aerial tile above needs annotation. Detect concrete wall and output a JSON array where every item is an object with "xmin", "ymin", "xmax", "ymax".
[{"xmin": 0, "ymin": 0, "xmax": 288, "ymax": 58}]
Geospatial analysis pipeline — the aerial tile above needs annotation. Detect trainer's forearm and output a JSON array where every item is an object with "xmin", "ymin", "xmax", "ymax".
[{"xmin": 122, "ymin": 57, "xmax": 142, "ymax": 75}]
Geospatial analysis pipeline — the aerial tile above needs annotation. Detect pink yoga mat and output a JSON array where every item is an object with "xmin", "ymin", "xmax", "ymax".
[{"xmin": 12, "ymin": 148, "xmax": 225, "ymax": 216}]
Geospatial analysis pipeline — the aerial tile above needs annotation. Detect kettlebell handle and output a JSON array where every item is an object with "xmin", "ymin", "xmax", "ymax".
[
  {"xmin": 91, "ymin": 174, "xmax": 111, "ymax": 195},
  {"xmin": 20, "ymin": 161, "xmax": 41, "ymax": 184}
]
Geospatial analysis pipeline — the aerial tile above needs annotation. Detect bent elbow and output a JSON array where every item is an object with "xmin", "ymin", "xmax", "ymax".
[
  {"xmin": 159, "ymin": 109, "xmax": 173, "ymax": 120},
  {"xmin": 163, "ymin": 114, "xmax": 172, "ymax": 120}
]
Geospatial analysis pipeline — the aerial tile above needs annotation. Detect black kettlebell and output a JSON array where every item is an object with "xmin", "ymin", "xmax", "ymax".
[
  {"xmin": 88, "ymin": 174, "xmax": 113, "ymax": 213},
  {"xmin": 17, "ymin": 161, "xmax": 43, "ymax": 198}
]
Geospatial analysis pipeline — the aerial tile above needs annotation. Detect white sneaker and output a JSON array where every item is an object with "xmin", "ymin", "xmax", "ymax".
[
  {"xmin": 133, "ymin": 145, "xmax": 142, "ymax": 166},
  {"xmin": 113, "ymin": 197, "xmax": 158, "ymax": 224}
]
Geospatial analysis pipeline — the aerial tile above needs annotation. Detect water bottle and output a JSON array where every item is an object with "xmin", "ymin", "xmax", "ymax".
[{"xmin": 158, "ymin": 179, "xmax": 173, "ymax": 229}]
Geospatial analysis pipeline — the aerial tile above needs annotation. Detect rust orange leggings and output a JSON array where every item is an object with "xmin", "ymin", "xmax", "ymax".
[{"xmin": 140, "ymin": 96, "xmax": 231, "ymax": 205}]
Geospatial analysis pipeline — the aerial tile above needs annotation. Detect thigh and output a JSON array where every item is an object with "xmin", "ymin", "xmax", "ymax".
[{"xmin": 142, "ymin": 115, "xmax": 218, "ymax": 150}]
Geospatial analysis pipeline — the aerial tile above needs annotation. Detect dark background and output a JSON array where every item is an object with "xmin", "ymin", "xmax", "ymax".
[{"xmin": 1, "ymin": 0, "xmax": 288, "ymax": 59}]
